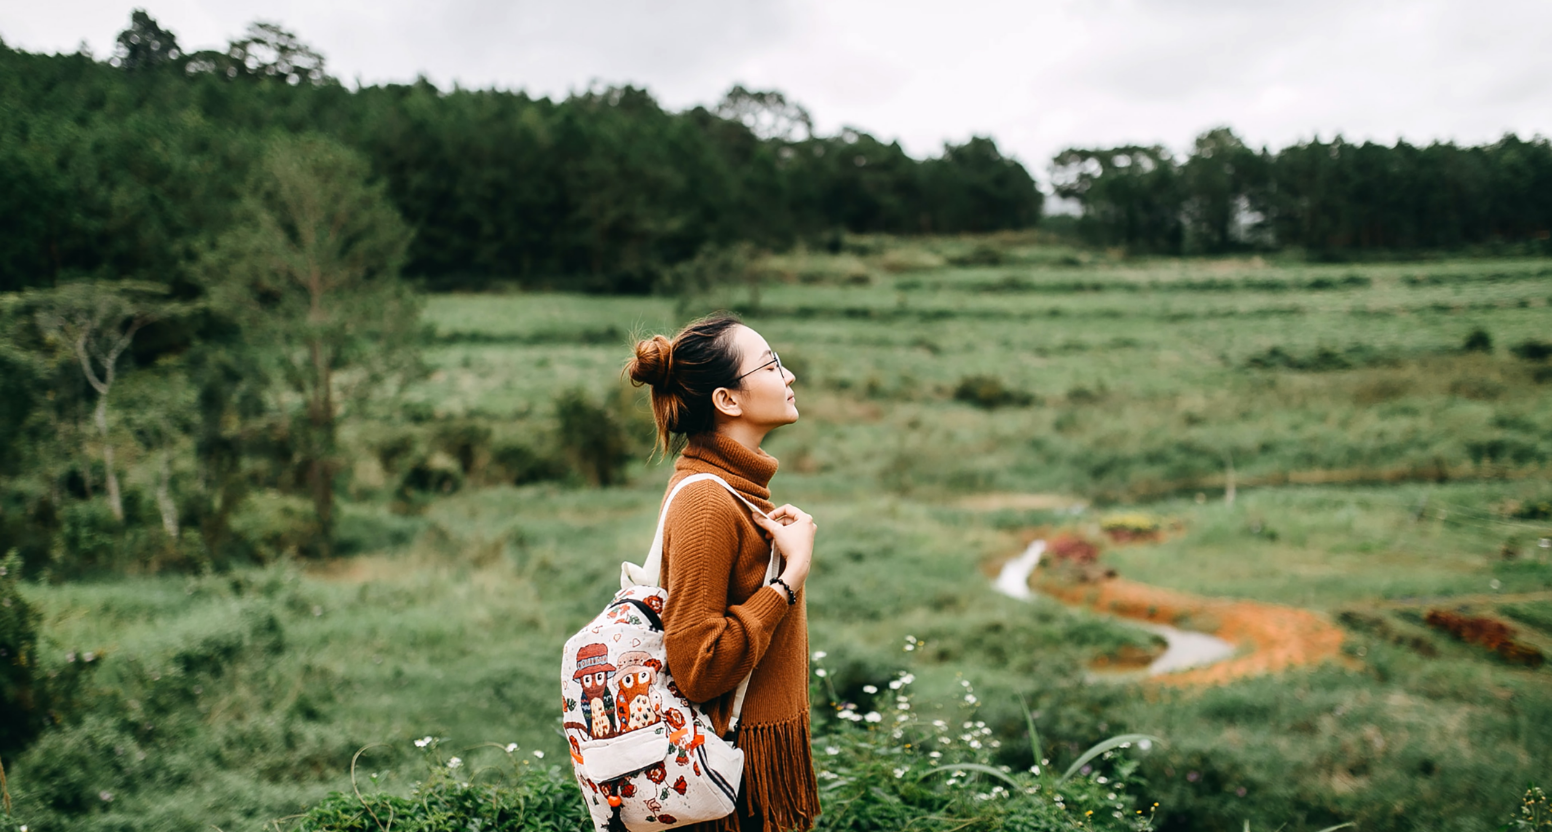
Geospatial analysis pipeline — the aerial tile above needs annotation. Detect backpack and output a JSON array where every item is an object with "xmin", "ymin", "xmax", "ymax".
[{"xmin": 561, "ymin": 473, "xmax": 780, "ymax": 832}]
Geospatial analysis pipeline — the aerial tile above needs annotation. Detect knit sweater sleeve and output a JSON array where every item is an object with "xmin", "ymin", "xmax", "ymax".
[{"xmin": 661, "ymin": 480, "xmax": 790, "ymax": 704}]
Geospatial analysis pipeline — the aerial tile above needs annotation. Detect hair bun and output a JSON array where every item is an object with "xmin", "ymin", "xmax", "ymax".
[{"xmin": 628, "ymin": 334, "xmax": 675, "ymax": 388}]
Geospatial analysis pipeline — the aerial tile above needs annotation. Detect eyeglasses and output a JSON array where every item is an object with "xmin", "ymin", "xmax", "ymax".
[{"xmin": 735, "ymin": 351, "xmax": 783, "ymax": 382}]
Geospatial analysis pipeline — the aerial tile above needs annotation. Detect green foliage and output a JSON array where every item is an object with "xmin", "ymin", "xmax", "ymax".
[
  {"xmin": 809, "ymin": 666, "xmax": 1155, "ymax": 831},
  {"xmin": 953, "ymin": 375, "xmax": 1035, "ymax": 409},
  {"xmin": 1055, "ymin": 127, "xmax": 1552, "ymax": 254},
  {"xmin": 1463, "ymin": 327, "xmax": 1493, "ymax": 353},
  {"xmin": 0, "ymin": 550, "xmax": 43, "ymax": 755},
  {"xmin": 205, "ymin": 132, "xmax": 421, "ymax": 556},
  {"xmin": 553, "ymin": 388, "xmax": 635, "ymax": 487},
  {"xmin": 1508, "ymin": 786, "xmax": 1552, "ymax": 830},
  {"xmin": 1511, "ymin": 339, "xmax": 1552, "ymax": 362}
]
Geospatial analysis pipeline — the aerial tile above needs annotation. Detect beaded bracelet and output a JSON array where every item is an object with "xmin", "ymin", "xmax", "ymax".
[{"xmin": 769, "ymin": 577, "xmax": 797, "ymax": 606}]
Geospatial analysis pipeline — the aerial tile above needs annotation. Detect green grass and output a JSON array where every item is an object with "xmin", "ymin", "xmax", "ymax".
[{"xmin": 8, "ymin": 239, "xmax": 1552, "ymax": 831}]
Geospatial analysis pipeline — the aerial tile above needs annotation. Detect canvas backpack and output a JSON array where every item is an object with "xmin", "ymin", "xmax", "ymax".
[{"xmin": 561, "ymin": 473, "xmax": 780, "ymax": 832}]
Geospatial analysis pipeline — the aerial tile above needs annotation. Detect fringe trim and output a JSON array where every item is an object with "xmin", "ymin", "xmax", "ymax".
[{"xmin": 737, "ymin": 713, "xmax": 821, "ymax": 832}]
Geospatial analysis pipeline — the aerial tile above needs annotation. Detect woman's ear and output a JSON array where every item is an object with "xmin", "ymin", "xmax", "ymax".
[{"xmin": 711, "ymin": 386, "xmax": 743, "ymax": 419}]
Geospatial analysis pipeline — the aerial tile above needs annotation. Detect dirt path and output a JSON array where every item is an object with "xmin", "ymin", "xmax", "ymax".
[{"xmin": 1032, "ymin": 574, "xmax": 1351, "ymax": 687}]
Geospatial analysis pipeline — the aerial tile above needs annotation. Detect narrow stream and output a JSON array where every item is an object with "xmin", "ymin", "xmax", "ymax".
[{"xmin": 995, "ymin": 539, "xmax": 1236, "ymax": 677}]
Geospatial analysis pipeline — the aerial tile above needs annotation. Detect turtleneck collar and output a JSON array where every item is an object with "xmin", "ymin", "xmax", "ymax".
[{"xmin": 677, "ymin": 431, "xmax": 779, "ymax": 501}]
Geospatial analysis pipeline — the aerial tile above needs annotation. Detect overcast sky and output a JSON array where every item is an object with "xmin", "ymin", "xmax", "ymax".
[{"xmin": 5, "ymin": 0, "xmax": 1550, "ymax": 185}]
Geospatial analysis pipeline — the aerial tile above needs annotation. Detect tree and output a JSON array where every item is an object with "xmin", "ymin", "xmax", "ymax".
[
  {"xmin": 185, "ymin": 21, "xmax": 328, "ymax": 85},
  {"xmin": 715, "ymin": 85, "xmax": 813, "ymax": 142},
  {"xmin": 32, "ymin": 281, "xmax": 165, "ymax": 522},
  {"xmin": 1051, "ymin": 145, "xmax": 1183, "ymax": 251},
  {"xmin": 110, "ymin": 9, "xmax": 181, "ymax": 71},
  {"xmin": 205, "ymin": 134, "xmax": 418, "ymax": 557},
  {"xmin": 1179, "ymin": 127, "xmax": 1267, "ymax": 253}
]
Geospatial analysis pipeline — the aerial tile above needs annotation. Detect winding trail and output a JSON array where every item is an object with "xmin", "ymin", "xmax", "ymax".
[{"xmin": 995, "ymin": 539, "xmax": 1349, "ymax": 686}]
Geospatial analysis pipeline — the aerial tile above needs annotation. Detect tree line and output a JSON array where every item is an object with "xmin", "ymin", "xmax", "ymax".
[
  {"xmin": 0, "ymin": 12, "xmax": 1041, "ymax": 296},
  {"xmin": 1053, "ymin": 127, "xmax": 1552, "ymax": 255}
]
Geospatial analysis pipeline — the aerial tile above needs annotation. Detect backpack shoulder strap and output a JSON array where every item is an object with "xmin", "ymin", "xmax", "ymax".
[{"xmin": 620, "ymin": 471, "xmax": 782, "ymax": 734}]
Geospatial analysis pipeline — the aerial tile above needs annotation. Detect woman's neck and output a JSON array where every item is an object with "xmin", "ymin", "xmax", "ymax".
[{"xmin": 717, "ymin": 422, "xmax": 770, "ymax": 454}]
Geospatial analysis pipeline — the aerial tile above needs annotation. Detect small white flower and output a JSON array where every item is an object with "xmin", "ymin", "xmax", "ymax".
[
  {"xmin": 415, "ymin": 736, "xmax": 434, "ymax": 748},
  {"xmin": 891, "ymin": 729, "xmax": 903, "ymax": 738},
  {"xmin": 929, "ymin": 751, "xmax": 941, "ymax": 758},
  {"xmin": 961, "ymin": 680, "xmax": 971, "ymax": 688},
  {"xmin": 934, "ymin": 720, "xmax": 946, "ymax": 728},
  {"xmin": 896, "ymin": 714, "xmax": 908, "ymax": 722},
  {"xmin": 990, "ymin": 740, "xmax": 1000, "ymax": 748},
  {"xmin": 447, "ymin": 757, "xmax": 462, "ymax": 769},
  {"xmin": 815, "ymin": 668, "xmax": 827, "ymax": 678},
  {"xmin": 100, "ymin": 791, "xmax": 114, "ymax": 802},
  {"xmin": 938, "ymin": 736, "xmax": 951, "ymax": 744},
  {"xmin": 888, "ymin": 680, "xmax": 902, "ymax": 690},
  {"xmin": 1096, "ymin": 775, "xmax": 1108, "ymax": 784},
  {"xmin": 825, "ymin": 746, "xmax": 840, "ymax": 756},
  {"xmin": 904, "ymin": 644, "xmax": 914, "ymax": 651},
  {"xmin": 1138, "ymin": 739, "xmax": 1152, "ymax": 751},
  {"xmin": 900, "ymin": 674, "xmax": 915, "ymax": 685},
  {"xmin": 864, "ymin": 711, "xmax": 882, "ymax": 723},
  {"xmin": 1107, "ymin": 793, "xmax": 1117, "ymax": 800},
  {"xmin": 83, "ymin": 651, "xmax": 96, "ymax": 662},
  {"xmin": 964, "ymin": 694, "xmax": 977, "ymax": 704},
  {"xmin": 897, "ymin": 702, "xmax": 910, "ymax": 710},
  {"xmin": 506, "ymin": 743, "xmax": 518, "ymax": 753},
  {"xmin": 969, "ymin": 740, "xmax": 981, "ymax": 749},
  {"xmin": 862, "ymin": 685, "xmax": 877, "ymax": 694},
  {"xmin": 1030, "ymin": 765, "xmax": 1041, "ymax": 775},
  {"xmin": 533, "ymin": 750, "xmax": 544, "ymax": 758},
  {"xmin": 812, "ymin": 651, "xmax": 827, "ymax": 660},
  {"xmin": 906, "ymin": 635, "xmax": 918, "ymax": 643},
  {"xmin": 893, "ymin": 767, "xmax": 907, "ymax": 779},
  {"xmin": 66, "ymin": 652, "xmax": 76, "ymax": 662}
]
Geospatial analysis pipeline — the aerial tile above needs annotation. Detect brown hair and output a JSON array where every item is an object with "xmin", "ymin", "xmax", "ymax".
[{"xmin": 625, "ymin": 314, "xmax": 746, "ymax": 456}]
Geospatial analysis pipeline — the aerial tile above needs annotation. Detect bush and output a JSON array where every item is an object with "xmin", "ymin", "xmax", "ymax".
[
  {"xmin": 809, "ymin": 659, "xmax": 1158, "ymax": 831},
  {"xmin": 553, "ymin": 388, "xmax": 634, "ymax": 487},
  {"xmin": 0, "ymin": 550, "xmax": 42, "ymax": 755},
  {"xmin": 953, "ymin": 375, "xmax": 1035, "ymax": 409},
  {"xmin": 1463, "ymin": 327, "xmax": 1493, "ymax": 352},
  {"xmin": 292, "ymin": 739, "xmax": 592, "ymax": 832},
  {"xmin": 1512, "ymin": 339, "xmax": 1552, "ymax": 362},
  {"xmin": 489, "ymin": 440, "xmax": 569, "ymax": 486}
]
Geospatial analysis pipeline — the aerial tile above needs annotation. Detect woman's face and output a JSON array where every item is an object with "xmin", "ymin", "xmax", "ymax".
[{"xmin": 726, "ymin": 324, "xmax": 798, "ymax": 428}]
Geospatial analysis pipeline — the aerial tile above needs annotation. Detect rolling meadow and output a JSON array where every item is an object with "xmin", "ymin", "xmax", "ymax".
[{"xmin": 5, "ymin": 235, "xmax": 1551, "ymax": 831}]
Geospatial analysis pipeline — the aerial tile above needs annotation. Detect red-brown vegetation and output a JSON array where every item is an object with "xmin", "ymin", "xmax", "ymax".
[{"xmin": 1424, "ymin": 609, "xmax": 1546, "ymax": 667}]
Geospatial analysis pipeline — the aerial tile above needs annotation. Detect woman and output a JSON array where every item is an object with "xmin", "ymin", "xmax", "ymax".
[{"xmin": 625, "ymin": 314, "xmax": 820, "ymax": 832}]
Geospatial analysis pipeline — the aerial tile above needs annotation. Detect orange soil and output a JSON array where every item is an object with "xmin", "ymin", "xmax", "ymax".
[{"xmin": 1034, "ymin": 574, "xmax": 1351, "ymax": 686}]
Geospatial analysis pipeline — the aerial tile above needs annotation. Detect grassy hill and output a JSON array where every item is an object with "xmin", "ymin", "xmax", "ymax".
[{"xmin": 6, "ymin": 236, "xmax": 1550, "ymax": 831}]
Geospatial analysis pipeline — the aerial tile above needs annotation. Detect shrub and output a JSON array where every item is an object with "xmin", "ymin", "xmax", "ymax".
[
  {"xmin": 1463, "ymin": 327, "xmax": 1493, "ymax": 353},
  {"xmin": 1100, "ymin": 513, "xmax": 1163, "ymax": 543},
  {"xmin": 809, "ymin": 657, "xmax": 1158, "ymax": 831},
  {"xmin": 953, "ymin": 375, "xmax": 1035, "ymax": 409},
  {"xmin": 1512, "ymin": 339, "xmax": 1552, "ymax": 362},
  {"xmin": 292, "ymin": 739, "xmax": 587, "ymax": 832},
  {"xmin": 0, "ymin": 550, "xmax": 42, "ymax": 755},
  {"xmin": 1424, "ymin": 610, "xmax": 1544, "ymax": 667},
  {"xmin": 489, "ymin": 440, "xmax": 568, "ymax": 486},
  {"xmin": 553, "ymin": 388, "xmax": 633, "ymax": 487}
]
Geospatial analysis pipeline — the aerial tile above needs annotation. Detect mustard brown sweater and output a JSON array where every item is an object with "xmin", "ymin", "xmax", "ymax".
[{"xmin": 660, "ymin": 433, "xmax": 820, "ymax": 832}]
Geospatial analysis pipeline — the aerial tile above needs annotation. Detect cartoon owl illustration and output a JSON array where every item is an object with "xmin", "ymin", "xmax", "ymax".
[
  {"xmin": 613, "ymin": 650, "xmax": 663, "ymax": 732},
  {"xmin": 572, "ymin": 643, "xmax": 618, "ymax": 739}
]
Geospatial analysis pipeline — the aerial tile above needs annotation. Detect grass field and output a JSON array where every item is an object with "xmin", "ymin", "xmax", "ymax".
[{"xmin": 8, "ymin": 237, "xmax": 1552, "ymax": 831}]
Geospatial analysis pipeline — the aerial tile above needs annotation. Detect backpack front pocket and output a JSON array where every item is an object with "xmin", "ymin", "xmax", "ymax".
[{"xmin": 580, "ymin": 726, "xmax": 672, "ymax": 783}]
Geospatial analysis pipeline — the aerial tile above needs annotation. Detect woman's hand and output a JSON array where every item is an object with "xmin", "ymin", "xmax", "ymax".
[{"xmin": 750, "ymin": 504, "xmax": 817, "ymax": 592}]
